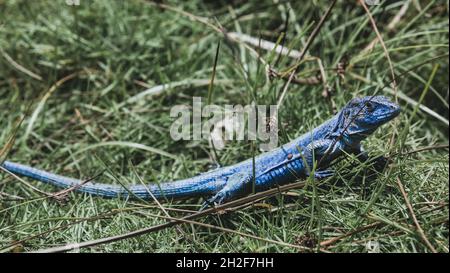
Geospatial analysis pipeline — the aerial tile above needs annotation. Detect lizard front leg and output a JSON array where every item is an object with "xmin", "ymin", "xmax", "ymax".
[
  {"xmin": 303, "ymin": 139, "xmax": 343, "ymax": 179},
  {"xmin": 350, "ymin": 145, "xmax": 390, "ymax": 171}
]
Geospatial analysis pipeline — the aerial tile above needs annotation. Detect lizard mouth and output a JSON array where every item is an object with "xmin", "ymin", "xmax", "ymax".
[{"xmin": 378, "ymin": 107, "xmax": 400, "ymax": 122}]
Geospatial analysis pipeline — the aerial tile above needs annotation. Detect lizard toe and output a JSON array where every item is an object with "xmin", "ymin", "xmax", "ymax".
[{"xmin": 199, "ymin": 191, "xmax": 226, "ymax": 211}]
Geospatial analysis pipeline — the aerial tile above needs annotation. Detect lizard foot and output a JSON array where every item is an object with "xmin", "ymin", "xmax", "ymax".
[
  {"xmin": 372, "ymin": 156, "xmax": 391, "ymax": 171},
  {"xmin": 199, "ymin": 191, "xmax": 227, "ymax": 211},
  {"xmin": 199, "ymin": 172, "xmax": 253, "ymax": 211},
  {"xmin": 313, "ymin": 169, "xmax": 335, "ymax": 179}
]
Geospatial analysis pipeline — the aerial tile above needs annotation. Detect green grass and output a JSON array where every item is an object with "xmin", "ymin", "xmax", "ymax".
[{"xmin": 0, "ymin": 0, "xmax": 448, "ymax": 253}]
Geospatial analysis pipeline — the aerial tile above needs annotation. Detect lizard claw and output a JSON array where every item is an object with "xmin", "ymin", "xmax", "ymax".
[
  {"xmin": 313, "ymin": 169, "xmax": 335, "ymax": 179},
  {"xmin": 199, "ymin": 192, "xmax": 226, "ymax": 211},
  {"xmin": 373, "ymin": 156, "xmax": 391, "ymax": 171}
]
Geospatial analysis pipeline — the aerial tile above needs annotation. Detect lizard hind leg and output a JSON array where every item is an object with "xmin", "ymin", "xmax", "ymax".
[{"xmin": 199, "ymin": 172, "xmax": 253, "ymax": 211}]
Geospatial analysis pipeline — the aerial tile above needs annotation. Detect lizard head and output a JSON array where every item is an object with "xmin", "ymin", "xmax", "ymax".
[{"xmin": 339, "ymin": 96, "xmax": 400, "ymax": 142}]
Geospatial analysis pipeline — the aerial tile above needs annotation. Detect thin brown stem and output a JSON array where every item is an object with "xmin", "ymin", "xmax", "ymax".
[
  {"xmin": 395, "ymin": 177, "xmax": 437, "ymax": 253},
  {"xmin": 34, "ymin": 180, "xmax": 307, "ymax": 253},
  {"xmin": 276, "ymin": 0, "xmax": 337, "ymax": 109},
  {"xmin": 359, "ymin": 0, "xmax": 398, "ymax": 101},
  {"xmin": 135, "ymin": 211, "xmax": 328, "ymax": 252}
]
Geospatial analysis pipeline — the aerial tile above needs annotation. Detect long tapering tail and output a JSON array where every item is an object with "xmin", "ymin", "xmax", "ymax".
[{"xmin": 1, "ymin": 161, "xmax": 221, "ymax": 199}]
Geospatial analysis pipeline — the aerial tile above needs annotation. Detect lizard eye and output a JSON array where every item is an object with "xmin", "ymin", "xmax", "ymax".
[{"xmin": 365, "ymin": 101, "xmax": 374, "ymax": 112}]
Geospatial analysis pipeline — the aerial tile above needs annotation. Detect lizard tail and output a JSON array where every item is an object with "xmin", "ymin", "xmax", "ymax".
[{"xmin": 1, "ymin": 160, "xmax": 219, "ymax": 199}]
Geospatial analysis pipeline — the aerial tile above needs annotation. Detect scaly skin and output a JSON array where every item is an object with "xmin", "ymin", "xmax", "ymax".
[{"xmin": 1, "ymin": 96, "xmax": 400, "ymax": 207}]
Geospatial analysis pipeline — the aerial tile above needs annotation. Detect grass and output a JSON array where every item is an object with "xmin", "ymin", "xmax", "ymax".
[{"xmin": 0, "ymin": 0, "xmax": 448, "ymax": 253}]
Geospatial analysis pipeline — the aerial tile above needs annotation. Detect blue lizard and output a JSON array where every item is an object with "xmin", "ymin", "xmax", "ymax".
[{"xmin": 1, "ymin": 96, "xmax": 400, "ymax": 208}]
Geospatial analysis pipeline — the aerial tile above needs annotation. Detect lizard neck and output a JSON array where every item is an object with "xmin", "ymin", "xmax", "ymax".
[{"xmin": 330, "ymin": 110, "xmax": 362, "ymax": 149}]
